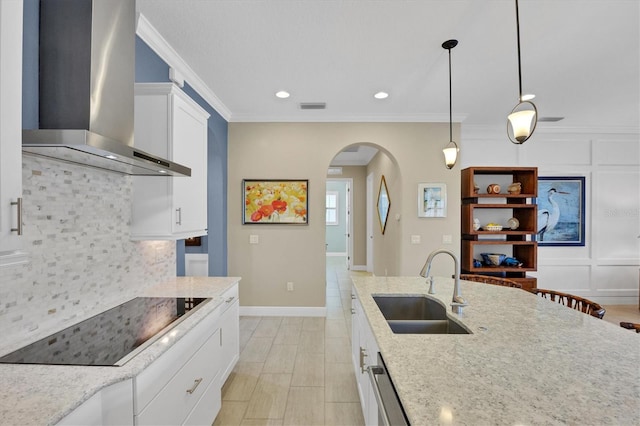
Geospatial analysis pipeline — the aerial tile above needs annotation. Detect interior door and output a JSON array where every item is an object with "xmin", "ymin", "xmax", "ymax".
[{"xmin": 366, "ymin": 173, "xmax": 374, "ymax": 272}]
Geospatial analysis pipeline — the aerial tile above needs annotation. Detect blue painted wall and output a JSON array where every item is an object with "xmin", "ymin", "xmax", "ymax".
[{"xmin": 135, "ymin": 37, "xmax": 228, "ymax": 277}]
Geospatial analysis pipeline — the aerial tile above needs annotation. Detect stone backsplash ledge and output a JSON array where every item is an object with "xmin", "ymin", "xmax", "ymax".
[{"xmin": 0, "ymin": 155, "xmax": 176, "ymax": 354}]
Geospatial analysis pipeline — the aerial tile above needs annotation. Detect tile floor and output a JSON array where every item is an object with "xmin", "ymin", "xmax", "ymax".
[
  {"xmin": 213, "ymin": 257, "xmax": 640, "ymax": 425},
  {"xmin": 213, "ymin": 256, "xmax": 366, "ymax": 426}
]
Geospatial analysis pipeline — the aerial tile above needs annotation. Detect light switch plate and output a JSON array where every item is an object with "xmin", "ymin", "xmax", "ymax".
[
  {"xmin": 442, "ymin": 234, "xmax": 453, "ymax": 244},
  {"xmin": 411, "ymin": 235, "xmax": 421, "ymax": 244}
]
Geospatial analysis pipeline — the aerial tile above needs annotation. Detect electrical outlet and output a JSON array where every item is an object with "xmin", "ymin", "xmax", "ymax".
[
  {"xmin": 442, "ymin": 234, "xmax": 453, "ymax": 244},
  {"xmin": 249, "ymin": 235, "xmax": 259, "ymax": 244},
  {"xmin": 411, "ymin": 235, "xmax": 421, "ymax": 244},
  {"xmin": 287, "ymin": 282, "xmax": 294, "ymax": 291}
]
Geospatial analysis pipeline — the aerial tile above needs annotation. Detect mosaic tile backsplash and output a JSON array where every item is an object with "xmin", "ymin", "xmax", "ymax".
[{"xmin": 0, "ymin": 156, "xmax": 176, "ymax": 354}]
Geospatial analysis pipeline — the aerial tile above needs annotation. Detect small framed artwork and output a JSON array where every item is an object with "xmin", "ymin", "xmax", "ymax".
[
  {"xmin": 536, "ymin": 176, "xmax": 585, "ymax": 246},
  {"xmin": 377, "ymin": 175, "xmax": 391, "ymax": 234},
  {"xmin": 243, "ymin": 179, "xmax": 308, "ymax": 224},
  {"xmin": 418, "ymin": 183, "xmax": 447, "ymax": 218}
]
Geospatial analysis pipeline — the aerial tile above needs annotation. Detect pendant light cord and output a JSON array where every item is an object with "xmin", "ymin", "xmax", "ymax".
[
  {"xmin": 515, "ymin": 0, "xmax": 523, "ymax": 100},
  {"xmin": 448, "ymin": 46, "xmax": 453, "ymax": 143}
]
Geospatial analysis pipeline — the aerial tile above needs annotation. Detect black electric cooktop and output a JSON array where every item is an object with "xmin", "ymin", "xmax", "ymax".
[{"xmin": 0, "ymin": 297, "xmax": 210, "ymax": 367}]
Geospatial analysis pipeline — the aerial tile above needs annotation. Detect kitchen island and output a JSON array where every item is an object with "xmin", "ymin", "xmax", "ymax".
[
  {"xmin": 352, "ymin": 276, "xmax": 640, "ymax": 425},
  {"xmin": 0, "ymin": 276, "xmax": 240, "ymax": 426}
]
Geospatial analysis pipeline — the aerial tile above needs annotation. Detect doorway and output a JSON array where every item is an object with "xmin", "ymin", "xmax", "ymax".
[{"xmin": 326, "ymin": 179, "xmax": 352, "ymax": 270}]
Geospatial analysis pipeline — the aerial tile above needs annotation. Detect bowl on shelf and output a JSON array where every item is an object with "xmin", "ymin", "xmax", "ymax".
[
  {"xmin": 484, "ymin": 224, "xmax": 503, "ymax": 231},
  {"xmin": 481, "ymin": 253, "xmax": 507, "ymax": 266}
]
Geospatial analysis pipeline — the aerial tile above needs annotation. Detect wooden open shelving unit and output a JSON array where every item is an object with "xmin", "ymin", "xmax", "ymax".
[{"xmin": 461, "ymin": 167, "xmax": 538, "ymax": 290}]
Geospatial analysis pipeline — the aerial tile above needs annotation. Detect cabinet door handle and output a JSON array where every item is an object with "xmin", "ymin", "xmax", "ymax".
[
  {"xmin": 10, "ymin": 198, "xmax": 22, "ymax": 235},
  {"xmin": 351, "ymin": 308, "xmax": 356, "ymax": 315},
  {"xmin": 176, "ymin": 207, "xmax": 182, "ymax": 225},
  {"xmin": 359, "ymin": 346, "xmax": 368, "ymax": 374},
  {"xmin": 186, "ymin": 378, "xmax": 203, "ymax": 394},
  {"xmin": 351, "ymin": 294, "xmax": 356, "ymax": 300},
  {"xmin": 225, "ymin": 296, "xmax": 235, "ymax": 303}
]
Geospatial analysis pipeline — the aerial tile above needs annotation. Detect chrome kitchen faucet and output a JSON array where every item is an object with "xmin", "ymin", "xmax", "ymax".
[{"xmin": 420, "ymin": 249, "xmax": 468, "ymax": 314}]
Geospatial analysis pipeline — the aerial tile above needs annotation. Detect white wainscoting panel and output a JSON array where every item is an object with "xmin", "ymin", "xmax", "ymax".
[
  {"xmin": 535, "ymin": 265, "xmax": 591, "ymax": 293},
  {"xmin": 185, "ymin": 253, "xmax": 209, "ymax": 276},
  {"xmin": 523, "ymin": 138, "xmax": 592, "ymax": 165},
  {"xmin": 594, "ymin": 139, "xmax": 640, "ymax": 165},
  {"xmin": 594, "ymin": 170, "xmax": 640, "ymax": 261}
]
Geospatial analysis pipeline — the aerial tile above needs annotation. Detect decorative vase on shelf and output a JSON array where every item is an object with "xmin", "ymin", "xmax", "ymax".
[
  {"xmin": 487, "ymin": 183, "xmax": 501, "ymax": 194},
  {"xmin": 507, "ymin": 182, "xmax": 522, "ymax": 195},
  {"xmin": 473, "ymin": 218, "xmax": 481, "ymax": 231}
]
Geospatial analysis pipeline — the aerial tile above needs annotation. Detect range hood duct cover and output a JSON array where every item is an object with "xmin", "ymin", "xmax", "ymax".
[{"xmin": 22, "ymin": 0, "xmax": 190, "ymax": 177}]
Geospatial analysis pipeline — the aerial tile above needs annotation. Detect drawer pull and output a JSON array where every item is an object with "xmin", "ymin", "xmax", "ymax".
[
  {"xmin": 186, "ymin": 378, "xmax": 203, "ymax": 394},
  {"xmin": 351, "ymin": 308, "xmax": 356, "ymax": 315},
  {"xmin": 10, "ymin": 198, "xmax": 22, "ymax": 235},
  {"xmin": 225, "ymin": 296, "xmax": 235, "ymax": 303}
]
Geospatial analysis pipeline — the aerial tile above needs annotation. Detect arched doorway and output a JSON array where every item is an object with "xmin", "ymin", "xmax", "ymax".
[{"xmin": 325, "ymin": 143, "xmax": 401, "ymax": 277}]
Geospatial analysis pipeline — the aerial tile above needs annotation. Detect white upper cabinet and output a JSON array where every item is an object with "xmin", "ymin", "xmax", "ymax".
[
  {"xmin": 0, "ymin": 0, "xmax": 27, "ymax": 264},
  {"xmin": 131, "ymin": 83, "xmax": 210, "ymax": 240}
]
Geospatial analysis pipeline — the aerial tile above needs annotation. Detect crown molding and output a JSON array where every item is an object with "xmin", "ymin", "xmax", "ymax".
[
  {"xmin": 229, "ymin": 113, "xmax": 468, "ymax": 123},
  {"xmin": 463, "ymin": 124, "xmax": 640, "ymax": 138},
  {"xmin": 136, "ymin": 13, "xmax": 232, "ymax": 121}
]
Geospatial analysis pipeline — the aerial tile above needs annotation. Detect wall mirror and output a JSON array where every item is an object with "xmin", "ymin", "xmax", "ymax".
[{"xmin": 377, "ymin": 175, "xmax": 391, "ymax": 234}]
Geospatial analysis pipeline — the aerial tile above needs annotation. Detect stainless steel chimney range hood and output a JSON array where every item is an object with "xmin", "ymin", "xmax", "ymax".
[{"xmin": 22, "ymin": 0, "xmax": 191, "ymax": 177}]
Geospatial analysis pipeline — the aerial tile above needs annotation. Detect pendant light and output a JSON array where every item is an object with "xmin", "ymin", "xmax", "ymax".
[
  {"xmin": 507, "ymin": 0, "xmax": 537, "ymax": 144},
  {"xmin": 442, "ymin": 39, "xmax": 459, "ymax": 169}
]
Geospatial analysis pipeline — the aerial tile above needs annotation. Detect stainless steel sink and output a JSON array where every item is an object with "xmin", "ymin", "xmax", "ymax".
[
  {"xmin": 373, "ymin": 295, "xmax": 447, "ymax": 320},
  {"xmin": 373, "ymin": 295, "xmax": 471, "ymax": 334},
  {"xmin": 386, "ymin": 319, "xmax": 470, "ymax": 334}
]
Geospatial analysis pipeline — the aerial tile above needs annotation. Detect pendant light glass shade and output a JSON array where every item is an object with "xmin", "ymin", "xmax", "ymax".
[
  {"xmin": 508, "ymin": 0, "xmax": 537, "ymax": 145},
  {"xmin": 442, "ymin": 39, "xmax": 459, "ymax": 169},
  {"xmin": 443, "ymin": 141, "xmax": 459, "ymax": 169},
  {"xmin": 507, "ymin": 100, "xmax": 537, "ymax": 143}
]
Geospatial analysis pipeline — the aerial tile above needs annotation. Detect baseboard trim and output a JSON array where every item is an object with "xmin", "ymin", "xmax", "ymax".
[{"xmin": 239, "ymin": 306, "xmax": 327, "ymax": 317}]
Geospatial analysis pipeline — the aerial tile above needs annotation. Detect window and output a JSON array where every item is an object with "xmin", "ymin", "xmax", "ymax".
[{"xmin": 326, "ymin": 191, "xmax": 339, "ymax": 225}]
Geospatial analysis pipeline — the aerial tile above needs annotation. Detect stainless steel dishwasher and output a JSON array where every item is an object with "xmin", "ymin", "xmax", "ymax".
[{"xmin": 367, "ymin": 353, "xmax": 410, "ymax": 426}]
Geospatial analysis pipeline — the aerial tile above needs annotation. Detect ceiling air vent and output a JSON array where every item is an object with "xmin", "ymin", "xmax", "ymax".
[
  {"xmin": 299, "ymin": 102, "xmax": 326, "ymax": 110},
  {"xmin": 327, "ymin": 167, "xmax": 343, "ymax": 175}
]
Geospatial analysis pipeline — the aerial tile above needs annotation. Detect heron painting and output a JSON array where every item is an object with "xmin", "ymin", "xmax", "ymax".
[{"xmin": 536, "ymin": 176, "xmax": 585, "ymax": 246}]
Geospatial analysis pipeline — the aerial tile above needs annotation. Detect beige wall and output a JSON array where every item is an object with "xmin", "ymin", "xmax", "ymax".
[{"xmin": 228, "ymin": 122, "xmax": 461, "ymax": 308}]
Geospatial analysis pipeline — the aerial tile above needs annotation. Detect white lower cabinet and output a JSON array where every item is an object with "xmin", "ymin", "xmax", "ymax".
[
  {"xmin": 57, "ymin": 284, "xmax": 240, "ymax": 426},
  {"xmin": 57, "ymin": 380, "xmax": 134, "ymax": 426},
  {"xmin": 136, "ymin": 328, "xmax": 222, "ymax": 425},
  {"xmin": 351, "ymin": 285, "xmax": 380, "ymax": 426},
  {"xmin": 218, "ymin": 286, "xmax": 240, "ymax": 386}
]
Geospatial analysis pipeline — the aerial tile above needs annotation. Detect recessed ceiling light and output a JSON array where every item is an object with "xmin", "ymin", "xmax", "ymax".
[
  {"xmin": 521, "ymin": 93, "xmax": 535, "ymax": 101},
  {"xmin": 374, "ymin": 91, "xmax": 389, "ymax": 99},
  {"xmin": 275, "ymin": 91, "xmax": 290, "ymax": 99}
]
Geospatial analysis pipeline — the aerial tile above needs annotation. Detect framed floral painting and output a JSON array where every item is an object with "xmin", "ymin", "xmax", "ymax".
[{"xmin": 243, "ymin": 179, "xmax": 308, "ymax": 224}]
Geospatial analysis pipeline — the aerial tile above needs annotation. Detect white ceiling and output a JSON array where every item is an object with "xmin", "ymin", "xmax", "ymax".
[{"xmin": 137, "ymin": 0, "xmax": 639, "ymax": 161}]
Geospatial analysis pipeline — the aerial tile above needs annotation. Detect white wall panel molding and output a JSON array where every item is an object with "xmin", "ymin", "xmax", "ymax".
[
  {"xmin": 537, "ymin": 258, "xmax": 593, "ymax": 266},
  {"xmin": 594, "ymin": 139, "xmax": 640, "ymax": 165},
  {"xmin": 136, "ymin": 13, "xmax": 232, "ymax": 120},
  {"xmin": 596, "ymin": 258, "xmax": 640, "ymax": 266}
]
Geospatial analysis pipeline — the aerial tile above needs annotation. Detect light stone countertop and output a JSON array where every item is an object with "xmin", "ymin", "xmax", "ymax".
[
  {"xmin": 352, "ymin": 276, "xmax": 640, "ymax": 426},
  {"xmin": 0, "ymin": 276, "xmax": 240, "ymax": 426}
]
